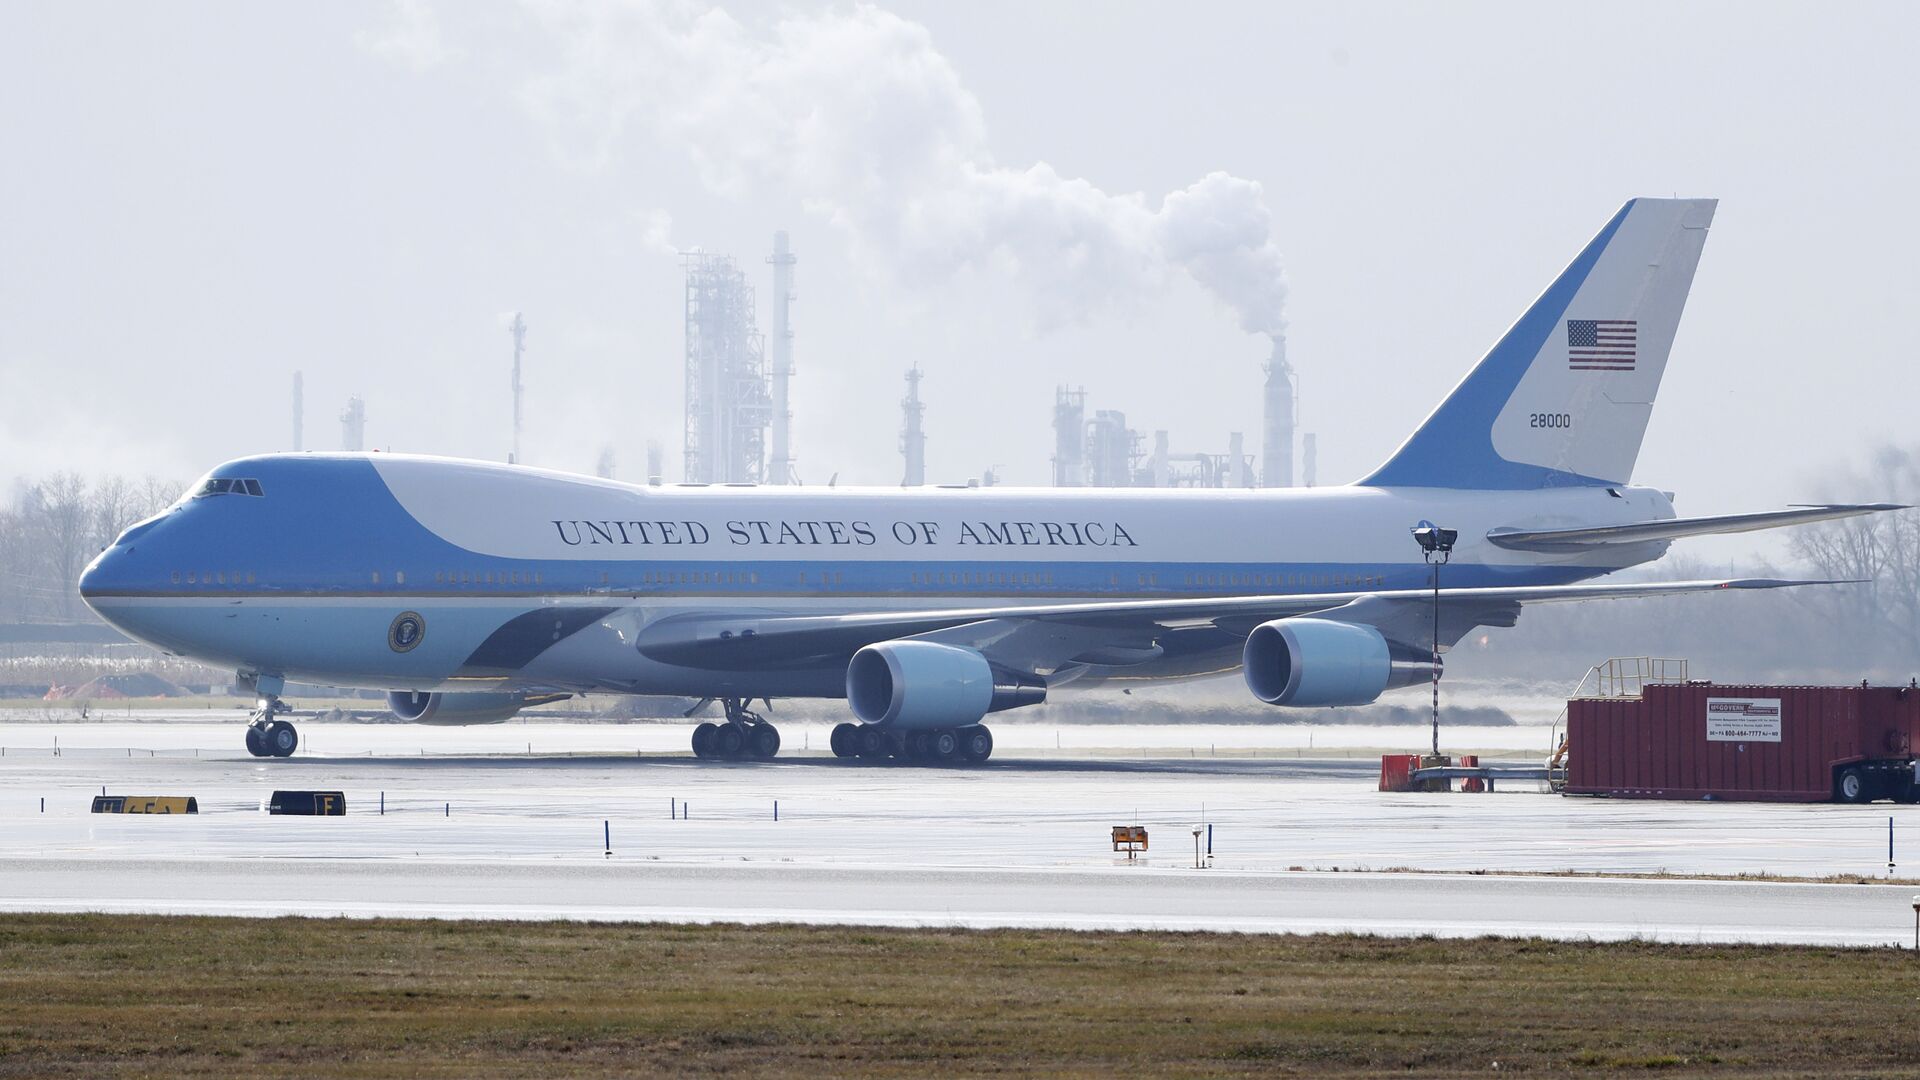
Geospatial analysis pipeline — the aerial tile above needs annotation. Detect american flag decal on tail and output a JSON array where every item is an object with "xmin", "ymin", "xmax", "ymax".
[{"xmin": 1568, "ymin": 319, "xmax": 1636, "ymax": 370}]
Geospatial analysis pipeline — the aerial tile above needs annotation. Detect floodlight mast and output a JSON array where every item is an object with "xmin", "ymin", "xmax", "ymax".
[{"xmin": 1411, "ymin": 526, "xmax": 1457, "ymax": 758}]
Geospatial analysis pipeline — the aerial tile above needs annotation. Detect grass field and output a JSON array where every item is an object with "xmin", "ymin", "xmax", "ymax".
[{"xmin": 1, "ymin": 917, "xmax": 1917, "ymax": 1076}]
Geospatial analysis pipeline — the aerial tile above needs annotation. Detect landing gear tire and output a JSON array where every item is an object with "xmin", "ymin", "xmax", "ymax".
[
  {"xmin": 714, "ymin": 724, "xmax": 745, "ymax": 759},
  {"xmin": 262, "ymin": 720, "xmax": 298, "ymax": 758},
  {"xmin": 830, "ymin": 722, "xmax": 858, "ymax": 758},
  {"xmin": 959, "ymin": 724, "xmax": 993, "ymax": 763},
  {"xmin": 691, "ymin": 722, "xmax": 719, "ymax": 759},
  {"xmin": 905, "ymin": 730, "xmax": 932, "ymax": 761},
  {"xmin": 930, "ymin": 729, "xmax": 960, "ymax": 763},
  {"xmin": 244, "ymin": 725, "xmax": 268, "ymax": 757},
  {"xmin": 1837, "ymin": 767, "xmax": 1870, "ymax": 804},
  {"xmin": 855, "ymin": 724, "xmax": 887, "ymax": 758},
  {"xmin": 749, "ymin": 724, "xmax": 781, "ymax": 760}
]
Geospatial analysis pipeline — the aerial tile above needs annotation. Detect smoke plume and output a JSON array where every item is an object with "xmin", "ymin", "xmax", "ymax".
[{"xmin": 491, "ymin": 1, "xmax": 1289, "ymax": 333}]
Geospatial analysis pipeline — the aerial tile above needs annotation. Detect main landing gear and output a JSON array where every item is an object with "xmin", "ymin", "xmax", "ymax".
[
  {"xmin": 690, "ymin": 697, "xmax": 782, "ymax": 761},
  {"xmin": 244, "ymin": 696, "xmax": 298, "ymax": 758},
  {"xmin": 829, "ymin": 722, "xmax": 993, "ymax": 765}
]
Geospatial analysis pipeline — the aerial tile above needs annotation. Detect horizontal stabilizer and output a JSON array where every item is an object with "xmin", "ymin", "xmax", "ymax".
[{"xmin": 1485, "ymin": 504, "xmax": 1905, "ymax": 551}]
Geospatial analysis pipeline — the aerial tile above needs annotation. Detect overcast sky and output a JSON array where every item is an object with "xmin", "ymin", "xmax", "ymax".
[{"xmin": 3, "ymin": 1, "xmax": 1915, "ymax": 561}]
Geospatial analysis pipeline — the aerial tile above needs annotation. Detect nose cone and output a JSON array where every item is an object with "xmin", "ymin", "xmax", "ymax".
[
  {"xmin": 79, "ymin": 514, "xmax": 164, "ymax": 617},
  {"xmin": 78, "ymin": 545, "xmax": 128, "ymax": 610}
]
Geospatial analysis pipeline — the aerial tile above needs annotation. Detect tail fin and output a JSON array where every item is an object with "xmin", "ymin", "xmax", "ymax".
[{"xmin": 1362, "ymin": 197, "xmax": 1716, "ymax": 489}]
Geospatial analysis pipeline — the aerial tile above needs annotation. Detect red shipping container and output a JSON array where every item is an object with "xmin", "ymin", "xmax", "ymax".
[{"xmin": 1565, "ymin": 683, "xmax": 1920, "ymax": 803}]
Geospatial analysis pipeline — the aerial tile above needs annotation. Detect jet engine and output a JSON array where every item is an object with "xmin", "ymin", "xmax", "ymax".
[
  {"xmin": 385, "ymin": 690, "xmax": 569, "ymax": 725},
  {"xmin": 845, "ymin": 641, "xmax": 1044, "ymax": 729},
  {"xmin": 1242, "ymin": 618, "xmax": 1437, "ymax": 708}
]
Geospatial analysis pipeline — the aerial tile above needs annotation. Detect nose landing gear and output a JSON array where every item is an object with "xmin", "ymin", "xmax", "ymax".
[
  {"xmin": 244, "ymin": 698, "xmax": 298, "ymax": 758},
  {"xmin": 690, "ymin": 698, "xmax": 781, "ymax": 761}
]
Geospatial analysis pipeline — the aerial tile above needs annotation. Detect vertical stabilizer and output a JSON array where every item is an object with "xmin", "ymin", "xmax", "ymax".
[{"xmin": 1363, "ymin": 198, "xmax": 1715, "ymax": 489}]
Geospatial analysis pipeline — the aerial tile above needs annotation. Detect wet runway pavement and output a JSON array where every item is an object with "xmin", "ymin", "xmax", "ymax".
[{"xmin": 1, "ymin": 720, "xmax": 1914, "ymax": 944}]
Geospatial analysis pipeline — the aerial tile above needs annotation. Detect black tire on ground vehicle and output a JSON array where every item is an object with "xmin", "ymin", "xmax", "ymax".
[
  {"xmin": 959, "ymin": 724, "xmax": 993, "ymax": 763},
  {"xmin": 1836, "ymin": 766, "xmax": 1871, "ymax": 804},
  {"xmin": 264, "ymin": 720, "xmax": 298, "ymax": 758},
  {"xmin": 931, "ymin": 729, "xmax": 960, "ymax": 762},
  {"xmin": 715, "ymin": 724, "xmax": 745, "ymax": 759},
  {"xmin": 749, "ymin": 724, "xmax": 780, "ymax": 760},
  {"xmin": 691, "ymin": 722, "xmax": 719, "ymax": 758},
  {"xmin": 829, "ymin": 722, "xmax": 857, "ymax": 758}
]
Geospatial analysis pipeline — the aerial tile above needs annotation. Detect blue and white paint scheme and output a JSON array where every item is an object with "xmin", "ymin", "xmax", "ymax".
[{"xmin": 76, "ymin": 198, "xmax": 1897, "ymax": 761}]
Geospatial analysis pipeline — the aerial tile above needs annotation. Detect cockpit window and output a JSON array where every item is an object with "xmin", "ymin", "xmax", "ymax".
[{"xmin": 194, "ymin": 477, "xmax": 265, "ymax": 498}]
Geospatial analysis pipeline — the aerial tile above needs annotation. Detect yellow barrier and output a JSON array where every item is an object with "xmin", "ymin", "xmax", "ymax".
[{"xmin": 91, "ymin": 796, "xmax": 198, "ymax": 814}]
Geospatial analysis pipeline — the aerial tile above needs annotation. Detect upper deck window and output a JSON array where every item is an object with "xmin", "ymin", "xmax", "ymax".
[{"xmin": 194, "ymin": 477, "xmax": 265, "ymax": 498}]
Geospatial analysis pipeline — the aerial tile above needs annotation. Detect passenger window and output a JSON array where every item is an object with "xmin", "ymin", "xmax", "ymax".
[{"xmin": 396, "ymin": 571, "xmax": 406, "ymax": 585}]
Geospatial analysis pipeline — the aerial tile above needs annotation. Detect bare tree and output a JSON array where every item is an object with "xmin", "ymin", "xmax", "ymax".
[
  {"xmin": 1788, "ymin": 444, "xmax": 1920, "ymax": 665},
  {"xmin": 0, "ymin": 471, "xmax": 187, "ymax": 625}
]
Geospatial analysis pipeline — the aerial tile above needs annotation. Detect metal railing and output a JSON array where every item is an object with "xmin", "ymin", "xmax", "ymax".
[{"xmin": 1547, "ymin": 657, "xmax": 1691, "ymax": 784}]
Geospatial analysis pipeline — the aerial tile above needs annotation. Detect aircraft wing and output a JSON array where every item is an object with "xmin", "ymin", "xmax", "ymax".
[
  {"xmin": 1485, "ymin": 504, "xmax": 1903, "ymax": 552},
  {"xmin": 631, "ymin": 577, "xmax": 1841, "ymax": 674}
]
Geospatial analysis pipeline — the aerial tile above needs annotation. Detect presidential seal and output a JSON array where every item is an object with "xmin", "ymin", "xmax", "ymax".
[{"xmin": 388, "ymin": 611, "xmax": 426, "ymax": 653}]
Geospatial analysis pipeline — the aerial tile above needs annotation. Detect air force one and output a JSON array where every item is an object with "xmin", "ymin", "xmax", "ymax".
[{"xmin": 78, "ymin": 198, "xmax": 1897, "ymax": 762}]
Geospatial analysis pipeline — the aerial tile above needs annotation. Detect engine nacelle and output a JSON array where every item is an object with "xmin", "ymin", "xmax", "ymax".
[
  {"xmin": 386, "ymin": 690, "xmax": 568, "ymax": 725},
  {"xmin": 846, "ymin": 641, "xmax": 1045, "ymax": 729},
  {"xmin": 1242, "ymin": 618, "xmax": 1437, "ymax": 707}
]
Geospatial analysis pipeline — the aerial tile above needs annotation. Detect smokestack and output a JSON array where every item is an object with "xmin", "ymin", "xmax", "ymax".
[
  {"xmin": 900, "ymin": 366, "xmax": 926, "ymax": 487},
  {"xmin": 340, "ymin": 395, "xmax": 366, "ymax": 452},
  {"xmin": 1303, "ymin": 432, "xmax": 1317, "ymax": 487},
  {"xmin": 768, "ymin": 232, "xmax": 797, "ymax": 484},
  {"xmin": 1052, "ymin": 386, "xmax": 1086, "ymax": 486},
  {"xmin": 1261, "ymin": 331, "xmax": 1294, "ymax": 488},
  {"xmin": 1229, "ymin": 431, "xmax": 1248, "ymax": 487},
  {"xmin": 646, "ymin": 439, "xmax": 664, "ymax": 486},
  {"xmin": 595, "ymin": 447, "xmax": 616, "ymax": 479},
  {"xmin": 508, "ymin": 312, "xmax": 526, "ymax": 465},
  {"xmin": 292, "ymin": 371, "xmax": 304, "ymax": 452}
]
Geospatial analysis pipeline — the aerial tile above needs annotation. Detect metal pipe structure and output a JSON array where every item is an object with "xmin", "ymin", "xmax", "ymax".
[
  {"xmin": 767, "ymin": 232, "xmax": 797, "ymax": 484},
  {"xmin": 340, "ymin": 395, "xmax": 365, "ymax": 452},
  {"xmin": 1052, "ymin": 387, "xmax": 1086, "ymax": 486},
  {"xmin": 682, "ymin": 253, "xmax": 770, "ymax": 484},
  {"xmin": 900, "ymin": 366, "xmax": 925, "ymax": 487},
  {"xmin": 1262, "ymin": 331, "xmax": 1295, "ymax": 488}
]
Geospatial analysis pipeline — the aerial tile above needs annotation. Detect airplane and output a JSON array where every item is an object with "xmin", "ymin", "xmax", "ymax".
[{"xmin": 78, "ymin": 197, "xmax": 1898, "ymax": 763}]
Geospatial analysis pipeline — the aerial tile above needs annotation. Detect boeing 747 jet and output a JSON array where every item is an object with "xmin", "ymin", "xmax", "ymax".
[{"xmin": 78, "ymin": 198, "xmax": 1896, "ymax": 763}]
